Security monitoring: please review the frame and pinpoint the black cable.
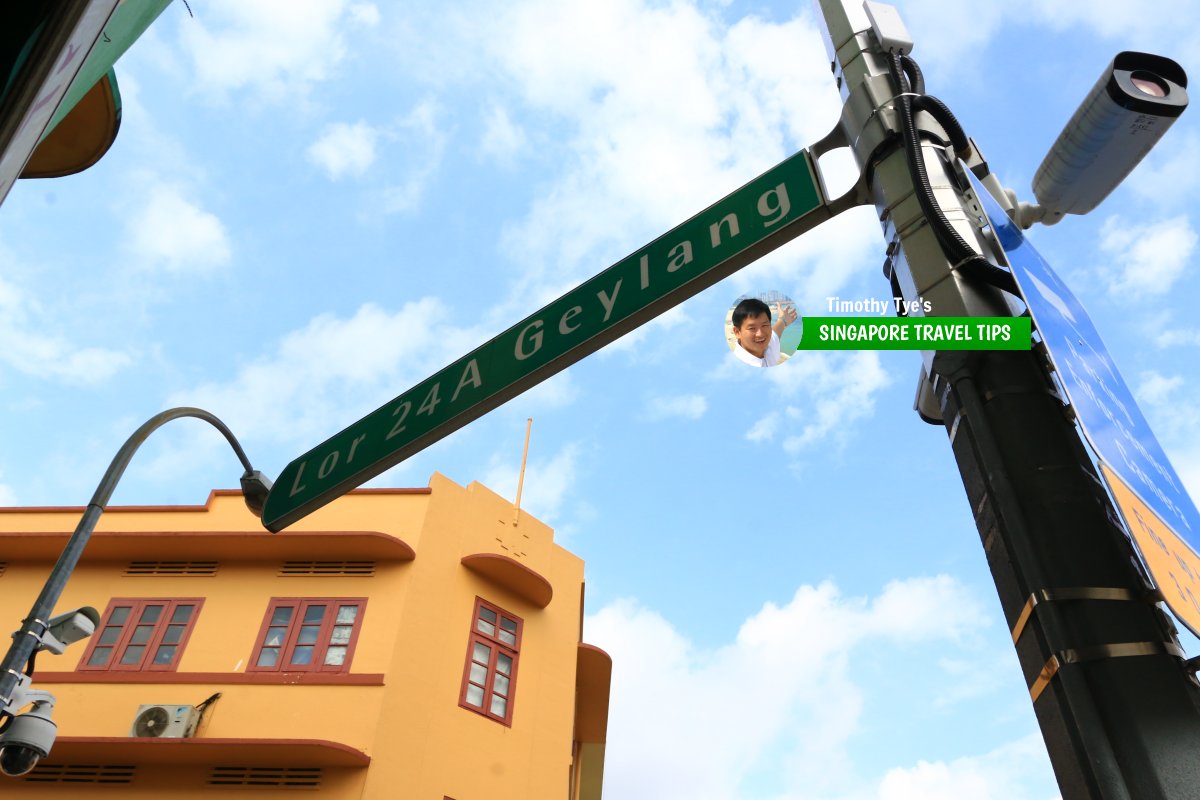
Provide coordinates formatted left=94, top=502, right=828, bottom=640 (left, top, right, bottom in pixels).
left=889, top=269, right=907, bottom=317
left=195, top=692, right=222, bottom=710
left=900, top=51, right=970, bottom=161
left=900, top=53, right=924, bottom=94
left=887, top=53, right=1019, bottom=296
left=912, top=95, right=969, bottom=156
left=889, top=53, right=960, bottom=256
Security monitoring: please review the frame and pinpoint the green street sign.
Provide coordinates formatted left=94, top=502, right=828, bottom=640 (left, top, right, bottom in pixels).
left=263, top=149, right=830, bottom=530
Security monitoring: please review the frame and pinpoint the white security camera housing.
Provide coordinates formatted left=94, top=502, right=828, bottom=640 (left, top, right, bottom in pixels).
left=1031, top=51, right=1188, bottom=224
left=38, top=607, right=100, bottom=655
left=0, top=700, right=56, bottom=777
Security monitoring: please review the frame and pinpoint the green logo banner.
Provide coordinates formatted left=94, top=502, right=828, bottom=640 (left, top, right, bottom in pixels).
left=795, top=317, right=1031, bottom=350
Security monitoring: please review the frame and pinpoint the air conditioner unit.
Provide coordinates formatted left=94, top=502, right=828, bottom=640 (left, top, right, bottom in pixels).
left=129, top=704, right=200, bottom=738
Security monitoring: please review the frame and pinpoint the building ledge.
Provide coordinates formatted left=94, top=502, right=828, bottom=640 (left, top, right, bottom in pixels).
left=461, top=553, right=553, bottom=608
left=0, top=486, right=431, bottom=514
left=575, top=643, right=612, bottom=744
left=34, top=672, right=385, bottom=686
left=50, top=736, right=370, bottom=767
left=0, top=530, right=415, bottom=563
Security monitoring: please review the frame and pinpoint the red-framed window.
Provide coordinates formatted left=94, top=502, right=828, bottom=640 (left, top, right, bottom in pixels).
left=78, top=598, right=203, bottom=671
left=248, top=598, right=366, bottom=673
left=458, top=598, right=522, bottom=726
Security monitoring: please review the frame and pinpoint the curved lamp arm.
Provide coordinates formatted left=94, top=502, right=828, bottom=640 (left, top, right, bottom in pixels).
left=0, top=407, right=270, bottom=713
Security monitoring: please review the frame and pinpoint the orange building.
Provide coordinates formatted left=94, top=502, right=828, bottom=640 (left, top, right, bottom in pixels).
left=0, top=473, right=610, bottom=798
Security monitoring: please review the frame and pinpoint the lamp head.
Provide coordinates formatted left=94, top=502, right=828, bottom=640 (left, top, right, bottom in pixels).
left=240, top=470, right=274, bottom=520
left=1032, top=51, right=1187, bottom=223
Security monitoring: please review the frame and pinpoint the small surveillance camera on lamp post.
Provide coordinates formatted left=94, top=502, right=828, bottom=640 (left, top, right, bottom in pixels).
left=0, top=676, right=56, bottom=777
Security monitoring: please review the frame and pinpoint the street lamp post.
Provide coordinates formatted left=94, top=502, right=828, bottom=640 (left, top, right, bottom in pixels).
left=0, top=407, right=271, bottom=775
left=814, top=2, right=1200, bottom=797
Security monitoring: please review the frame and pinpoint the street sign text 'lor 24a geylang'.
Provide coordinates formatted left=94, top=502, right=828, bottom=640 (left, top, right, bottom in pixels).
left=262, top=150, right=831, bottom=530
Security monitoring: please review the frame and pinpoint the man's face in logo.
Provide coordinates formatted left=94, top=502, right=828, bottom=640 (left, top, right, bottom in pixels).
left=733, top=312, right=772, bottom=358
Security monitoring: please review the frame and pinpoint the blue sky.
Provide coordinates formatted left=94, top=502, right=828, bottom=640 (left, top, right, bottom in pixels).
left=5, top=1, right=1200, bottom=798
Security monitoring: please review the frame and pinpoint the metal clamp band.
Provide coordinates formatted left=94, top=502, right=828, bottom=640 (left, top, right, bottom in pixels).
left=949, top=254, right=986, bottom=272
left=1030, top=641, right=1184, bottom=702
left=0, top=668, right=23, bottom=706
left=853, top=91, right=925, bottom=145
left=1010, top=587, right=1163, bottom=645
left=863, top=91, right=923, bottom=133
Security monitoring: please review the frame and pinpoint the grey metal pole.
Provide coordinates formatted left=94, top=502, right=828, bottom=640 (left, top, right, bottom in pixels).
left=0, top=407, right=269, bottom=713
left=814, top=2, right=1200, bottom=798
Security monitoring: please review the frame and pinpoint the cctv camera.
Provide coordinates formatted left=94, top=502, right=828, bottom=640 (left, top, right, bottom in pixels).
left=38, top=607, right=100, bottom=655
left=1031, top=51, right=1188, bottom=224
left=0, top=701, right=56, bottom=777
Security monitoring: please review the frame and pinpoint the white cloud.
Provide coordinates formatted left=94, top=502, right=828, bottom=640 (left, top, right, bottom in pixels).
left=0, top=277, right=132, bottom=384
left=1136, top=370, right=1184, bottom=406
left=733, top=206, right=881, bottom=303
left=932, top=656, right=1017, bottom=709
left=127, top=184, right=232, bottom=273
left=518, top=369, right=579, bottom=410
left=0, top=482, right=16, bottom=506
left=376, top=101, right=447, bottom=215
left=745, top=411, right=779, bottom=443
left=307, top=121, right=379, bottom=180
left=179, top=0, right=369, bottom=100
left=644, top=393, right=707, bottom=421
left=347, top=3, right=380, bottom=27
left=375, top=0, right=1196, bottom=313
left=1131, top=370, right=1200, bottom=502
left=868, top=0, right=1008, bottom=78
left=739, top=350, right=892, bottom=454
left=378, top=1, right=879, bottom=318
left=303, top=103, right=447, bottom=211
left=586, top=576, right=1038, bottom=800
left=1176, top=451, right=1200, bottom=506
left=877, top=734, right=1061, bottom=800
left=878, top=0, right=1192, bottom=87
left=474, top=3, right=849, bottom=307
left=1155, top=328, right=1200, bottom=348
left=492, top=0, right=722, bottom=115
left=600, top=306, right=690, bottom=360
left=480, top=103, right=527, bottom=164
left=388, top=0, right=1197, bottom=319
left=174, top=298, right=484, bottom=441
left=1025, top=0, right=1195, bottom=44
left=140, top=298, right=488, bottom=485
left=1098, top=215, right=1197, bottom=298
left=1129, top=134, right=1200, bottom=209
